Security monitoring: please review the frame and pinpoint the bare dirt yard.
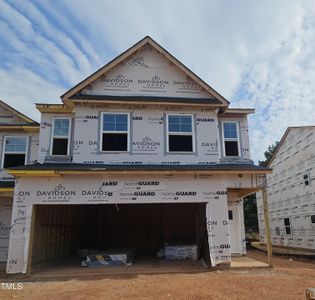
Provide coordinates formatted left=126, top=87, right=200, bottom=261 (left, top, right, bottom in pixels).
left=1, top=250, right=315, bottom=300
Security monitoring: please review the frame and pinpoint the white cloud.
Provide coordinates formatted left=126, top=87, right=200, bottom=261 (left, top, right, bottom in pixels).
left=1, top=0, right=315, bottom=162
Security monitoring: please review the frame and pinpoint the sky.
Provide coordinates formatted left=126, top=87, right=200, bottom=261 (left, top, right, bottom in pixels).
left=0, top=0, right=314, bottom=162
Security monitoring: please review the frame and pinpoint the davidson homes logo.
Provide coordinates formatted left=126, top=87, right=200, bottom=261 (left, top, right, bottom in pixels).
left=100, top=73, right=133, bottom=88
left=132, top=136, right=161, bottom=152
left=36, top=184, right=76, bottom=197
left=127, top=56, right=149, bottom=68
left=173, top=76, right=201, bottom=90
left=139, top=75, right=169, bottom=89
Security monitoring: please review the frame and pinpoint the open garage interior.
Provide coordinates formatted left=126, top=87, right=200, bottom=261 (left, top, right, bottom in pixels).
left=30, top=203, right=209, bottom=273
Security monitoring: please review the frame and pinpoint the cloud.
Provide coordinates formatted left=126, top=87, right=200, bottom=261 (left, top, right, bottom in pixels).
left=1, top=0, right=315, bottom=161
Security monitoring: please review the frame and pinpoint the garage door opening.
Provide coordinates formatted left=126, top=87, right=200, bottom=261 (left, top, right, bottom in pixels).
left=31, top=203, right=209, bottom=271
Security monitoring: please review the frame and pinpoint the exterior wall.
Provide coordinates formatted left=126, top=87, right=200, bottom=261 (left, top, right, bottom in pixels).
left=38, top=113, right=74, bottom=163
left=7, top=172, right=259, bottom=273
left=37, top=104, right=252, bottom=165
left=257, top=127, right=315, bottom=250
left=81, top=46, right=210, bottom=99
left=72, top=105, right=220, bottom=164
left=0, top=197, right=12, bottom=262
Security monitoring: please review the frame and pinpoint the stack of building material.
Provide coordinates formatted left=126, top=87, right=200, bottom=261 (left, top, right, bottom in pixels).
left=164, top=244, right=198, bottom=260
left=81, top=249, right=134, bottom=267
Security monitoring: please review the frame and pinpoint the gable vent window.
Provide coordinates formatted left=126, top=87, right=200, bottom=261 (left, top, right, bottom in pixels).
left=167, top=115, right=194, bottom=152
left=222, top=122, right=240, bottom=157
left=284, top=217, right=292, bottom=235
left=102, top=113, right=129, bottom=152
left=51, top=118, right=71, bottom=156
left=2, top=136, right=28, bottom=168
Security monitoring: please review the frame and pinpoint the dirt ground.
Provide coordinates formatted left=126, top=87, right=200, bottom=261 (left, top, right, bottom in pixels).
left=1, top=250, right=315, bottom=300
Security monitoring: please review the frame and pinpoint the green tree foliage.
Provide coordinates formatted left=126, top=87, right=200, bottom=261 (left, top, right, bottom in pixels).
left=258, top=142, right=280, bottom=167
left=244, top=141, right=279, bottom=233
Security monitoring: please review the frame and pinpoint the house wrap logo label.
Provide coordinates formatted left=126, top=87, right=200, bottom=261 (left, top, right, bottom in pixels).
left=36, top=184, right=76, bottom=197
left=101, top=74, right=133, bottom=88
left=127, top=56, right=149, bottom=68
left=173, top=76, right=200, bottom=90
left=132, top=136, right=161, bottom=152
left=138, top=75, right=169, bottom=88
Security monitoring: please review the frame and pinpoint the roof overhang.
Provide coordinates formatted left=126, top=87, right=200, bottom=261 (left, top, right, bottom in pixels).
left=218, top=108, right=255, bottom=117
left=36, top=103, right=74, bottom=114
left=8, top=166, right=272, bottom=177
left=0, top=125, right=39, bottom=132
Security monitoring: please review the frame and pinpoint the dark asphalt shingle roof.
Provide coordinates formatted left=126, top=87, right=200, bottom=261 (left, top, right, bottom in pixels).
left=9, top=163, right=271, bottom=172
left=0, top=181, right=15, bottom=188
left=70, top=94, right=221, bottom=105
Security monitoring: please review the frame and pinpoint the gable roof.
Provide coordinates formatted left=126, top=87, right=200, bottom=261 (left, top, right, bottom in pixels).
left=267, top=126, right=315, bottom=167
left=0, top=99, right=39, bottom=125
left=61, top=36, right=230, bottom=107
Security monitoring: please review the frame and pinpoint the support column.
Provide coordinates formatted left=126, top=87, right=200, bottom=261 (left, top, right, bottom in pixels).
left=26, top=205, right=36, bottom=276
left=262, top=187, right=273, bottom=267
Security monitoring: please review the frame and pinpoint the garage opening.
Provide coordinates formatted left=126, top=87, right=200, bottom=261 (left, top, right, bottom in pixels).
left=31, top=203, right=209, bottom=271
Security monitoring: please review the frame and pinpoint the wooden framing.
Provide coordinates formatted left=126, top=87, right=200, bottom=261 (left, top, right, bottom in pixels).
left=262, top=187, right=273, bottom=267
left=26, top=205, right=36, bottom=276
left=7, top=168, right=272, bottom=177
left=36, top=103, right=74, bottom=114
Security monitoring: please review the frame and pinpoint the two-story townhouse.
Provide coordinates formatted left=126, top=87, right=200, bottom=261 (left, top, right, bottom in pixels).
left=257, top=126, right=315, bottom=253
left=0, top=100, right=39, bottom=263
left=6, top=37, right=271, bottom=274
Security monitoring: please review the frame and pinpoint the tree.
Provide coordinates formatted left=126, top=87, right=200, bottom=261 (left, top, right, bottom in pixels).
left=243, top=141, right=279, bottom=234
left=258, top=142, right=280, bottom=167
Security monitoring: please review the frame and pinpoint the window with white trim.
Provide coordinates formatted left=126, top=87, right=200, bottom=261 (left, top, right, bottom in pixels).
left=284, top=217, right=292, bottom=235
left=2, top=136, right=28, bottom=168
left=101, top=113, right=129, bottom=151
left=51, top=118, right=71, bottom=156
left=222, top=122, right=239, bottom=156
left=167, top=115, right=194, bottom=152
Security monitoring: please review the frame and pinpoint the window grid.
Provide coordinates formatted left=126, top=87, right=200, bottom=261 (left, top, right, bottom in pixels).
left=103, top=114, right=128, bottom=133
left=4, top=137, right=27, bottom=153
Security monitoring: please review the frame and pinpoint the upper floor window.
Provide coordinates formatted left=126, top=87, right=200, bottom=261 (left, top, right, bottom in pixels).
left=51, top=118, right=71, bottom=156
left=2, top=136, right=28, bottom=168
left=222, top=122, right=240, bottom=157
left=101, top=113, right=129, bottom=152
left=167, top=115, right=194, bottom=152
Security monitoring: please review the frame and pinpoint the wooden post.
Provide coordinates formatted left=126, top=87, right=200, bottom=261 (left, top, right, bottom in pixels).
left=262, top=187, right=273, bottom=267
left=26, top=205, right=36, bottom=276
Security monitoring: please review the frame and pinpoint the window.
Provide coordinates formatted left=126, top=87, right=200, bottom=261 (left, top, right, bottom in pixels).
left=2, top=136, right=28, bottom=168
left=311, top=215, right=315, bottom=224
left=101, top=113, right=129, bottom=151
left=228, top=210, right=233, bottom=220
left=275, top=227, right=280, bottom=235
left=304, top=173, right=310, bottom=186
left=51, top=118, right=71, bottom=156
left=284, top=217, right=291, bottom=235
left=167, top=115, right=194, bottom=152
left=222, top=122, right=239, bottom=156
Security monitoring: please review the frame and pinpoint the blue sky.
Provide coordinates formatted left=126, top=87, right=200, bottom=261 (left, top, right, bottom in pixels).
left=0, top=0, right=314, bottom=162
